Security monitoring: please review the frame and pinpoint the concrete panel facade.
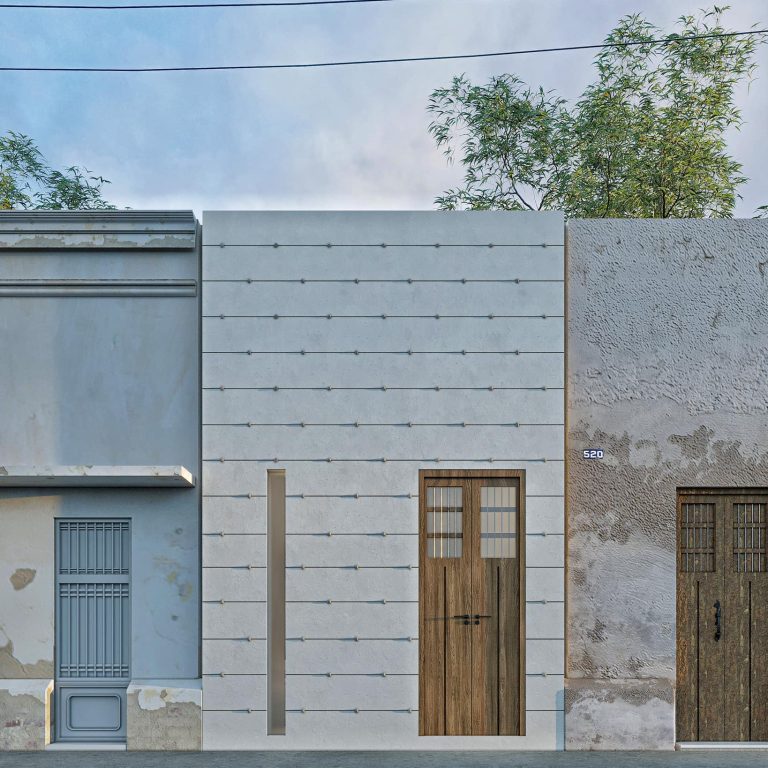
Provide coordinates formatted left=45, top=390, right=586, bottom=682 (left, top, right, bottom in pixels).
left=202, top=211, right=565, bottom=749
left=0, top=211, right=202, bottom=749
left=565, top=219, right=768, bottom=749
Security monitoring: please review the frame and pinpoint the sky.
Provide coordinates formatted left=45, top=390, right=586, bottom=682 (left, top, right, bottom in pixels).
left=1, top=0, right=767, bottom=216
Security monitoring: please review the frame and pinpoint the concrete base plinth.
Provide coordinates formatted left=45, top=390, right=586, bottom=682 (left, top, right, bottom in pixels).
left=565, top=678, right=675, bottom=750
left=0, top=679, right=53, bottom=750
left=126, top=679, right=202, bottom=751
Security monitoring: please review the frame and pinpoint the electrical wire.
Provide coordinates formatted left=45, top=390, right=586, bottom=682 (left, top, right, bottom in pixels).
left=0, top=30, right=764, bottom=72
left=0, top=0, right=394, bottom=8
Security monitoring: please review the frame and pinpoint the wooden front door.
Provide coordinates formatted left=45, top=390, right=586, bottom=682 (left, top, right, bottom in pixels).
left=419, top=470, right=525, bottom=736
left=677, top=488, right=768, bottom=742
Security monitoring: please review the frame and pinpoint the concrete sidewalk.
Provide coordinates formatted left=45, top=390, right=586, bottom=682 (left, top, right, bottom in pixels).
left=2, top=752, right=768, bottom=768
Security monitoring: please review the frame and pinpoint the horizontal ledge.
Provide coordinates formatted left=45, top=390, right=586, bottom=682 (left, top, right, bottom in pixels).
left=0, top=233, right=197, bottom=250
left=203, top=351, right=564, bottom=356
left=206, top=387, right=562, bottom=392
left=0, top=279, right=197, bottom=297
left=203, top=707, right=564, bottom=713
left=203, top=423, right=564, bottom=428
left=202, top=493, right=564, bottom=499
left=202, top=532, right=562, bottom=537
left=203, top=278, right=564, bottom=284
left=205, top=458, right=563, bottom=463
left=204, top=600, right=564, bottom=605
left=0, top=465, right=195, bottom=488
left=202, top=672, right=563, bottom=677
left=204, top=314, right=562, bottom=320
left=203, top=243, right=564, bottom=249
left=0, top=211, right=197, bottom=250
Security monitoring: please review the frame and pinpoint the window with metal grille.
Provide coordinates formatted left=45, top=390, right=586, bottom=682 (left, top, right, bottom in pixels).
left=58, top=520, right=130, bottom=575
left=426, top=487, right=463, bottom=558
left=480, top=485, right=517, bottom=558
left=733, top=503, right=767, bottom=573
left=56, top=520, right=130, bottom=680
left=57, top=583, right=130, bottom=677
left=680, top=503, right=715, bottom=573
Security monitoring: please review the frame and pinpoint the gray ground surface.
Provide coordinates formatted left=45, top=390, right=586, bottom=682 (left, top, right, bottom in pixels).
left=2, top=752, right=768, bottom=768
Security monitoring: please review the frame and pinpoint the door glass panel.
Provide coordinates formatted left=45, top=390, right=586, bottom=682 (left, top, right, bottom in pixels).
left=733, top=502, right=766, bottom=573
left=480, top=485, right=517, bottom=558
left=426, top=486, right=463, bottom=558
left=680, top=503, right=715, bottom=573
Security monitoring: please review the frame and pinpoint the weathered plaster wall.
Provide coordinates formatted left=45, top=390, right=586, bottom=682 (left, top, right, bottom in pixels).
left=566, top=219, right=768, bottom=749
left=0, top=212, right=202, bottom=747
left=127, top=680, right=202, bottom=750
left=202, top=211, right=565, bottom=750
left=0, top=680, right=53, bottom=750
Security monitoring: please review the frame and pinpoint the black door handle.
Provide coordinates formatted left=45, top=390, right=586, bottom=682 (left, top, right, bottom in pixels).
left=714, top=600, right=721, bottom=642
left=472, top=613, right=491, bottom=625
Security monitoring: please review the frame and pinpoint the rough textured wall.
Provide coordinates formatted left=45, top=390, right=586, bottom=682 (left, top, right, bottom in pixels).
left=126, top=680, right=202, bottom=750
left=202, top=211, right=565, bottom=749
left=566, top=219, right=768, bottom=748
left=0, top=681, right=52, bottom=750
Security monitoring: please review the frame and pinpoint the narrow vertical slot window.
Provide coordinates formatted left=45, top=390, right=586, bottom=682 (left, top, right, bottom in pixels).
left=267, top=469, right=286, bottom=735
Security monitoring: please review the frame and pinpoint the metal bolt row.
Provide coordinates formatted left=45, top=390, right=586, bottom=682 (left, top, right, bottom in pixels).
left=213, top=242, right=556, bottom=249
left=211, top=313, right=554, bottom=319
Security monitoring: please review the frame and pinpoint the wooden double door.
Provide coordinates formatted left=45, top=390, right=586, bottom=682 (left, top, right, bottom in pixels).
left=677, top=488, right=768, bottom=742
left=419, top=470, right=525, bottom=736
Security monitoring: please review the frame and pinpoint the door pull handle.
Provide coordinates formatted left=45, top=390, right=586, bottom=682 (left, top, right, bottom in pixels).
left=472, top=614, right=491, bottom=625
left=714, top=600, right=721, bottom=642
left=451, top=614, right=471, bottom=624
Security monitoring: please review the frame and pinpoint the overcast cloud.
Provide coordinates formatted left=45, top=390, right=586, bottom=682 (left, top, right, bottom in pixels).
left=1, top=0, right=766, bottom=215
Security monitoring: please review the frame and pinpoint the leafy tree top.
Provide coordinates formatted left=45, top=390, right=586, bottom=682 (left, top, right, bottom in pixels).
left=428, top=7, right=766, bottom=217
left=0, top=131, right=115, bottom=211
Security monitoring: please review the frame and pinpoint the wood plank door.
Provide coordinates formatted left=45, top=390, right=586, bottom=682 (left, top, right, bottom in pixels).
left=419, top=470, right=525, bottom=736
left=677, top=489, right=768, bottom=742
left=725, top=494, right=768, bottom=741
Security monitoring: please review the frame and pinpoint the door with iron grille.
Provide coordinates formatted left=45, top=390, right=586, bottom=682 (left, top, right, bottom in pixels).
left=55, top=519, right=130, bottom=742
left=419, top=470, right=525, bottom=736
left=677, top=489, right=768, bottom=742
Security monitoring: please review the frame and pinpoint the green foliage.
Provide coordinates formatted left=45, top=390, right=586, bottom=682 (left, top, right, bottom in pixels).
left=428, top=7, right=766, bottom=217
left=0, top=131, right=115, bottom=210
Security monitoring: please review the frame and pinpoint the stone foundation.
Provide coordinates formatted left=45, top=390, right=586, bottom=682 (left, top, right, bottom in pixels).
left=565, top=678, right=675, bottom=750
left=126, top=679, right=202, bottom=750
left=0, top=679, right=53, bottom=750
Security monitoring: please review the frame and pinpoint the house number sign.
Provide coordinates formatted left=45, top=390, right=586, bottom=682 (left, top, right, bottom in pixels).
left=582, top=449, right=604, bottom=459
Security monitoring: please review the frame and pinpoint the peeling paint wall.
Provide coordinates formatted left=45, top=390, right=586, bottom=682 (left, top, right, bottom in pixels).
left=0, top=212, right=202, bottom=746
left=127, top=680, right=202, bottom=750
left=0, top=680, right=53, bottom=750
left=566, top=220, right=768, bottom=748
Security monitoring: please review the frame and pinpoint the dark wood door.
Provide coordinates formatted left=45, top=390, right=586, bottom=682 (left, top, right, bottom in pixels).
left=677, top=489, right=768, bottom=742
left=419, top=470, right=525, bottom=736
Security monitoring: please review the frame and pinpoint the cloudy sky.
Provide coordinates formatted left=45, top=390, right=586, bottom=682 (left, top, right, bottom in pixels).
left=2, top=0, right=766, bottom=215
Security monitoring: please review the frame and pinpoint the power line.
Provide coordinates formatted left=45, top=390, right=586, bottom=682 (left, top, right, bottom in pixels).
left=0, top=0, right=394, bottom=7
left=0, top=29, right=764, bottom=72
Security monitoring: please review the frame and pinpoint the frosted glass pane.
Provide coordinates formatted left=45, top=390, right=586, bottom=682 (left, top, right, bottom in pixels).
left=480, top=484, right=517, bottom=559
left=426, top=486, right=463, bottom=558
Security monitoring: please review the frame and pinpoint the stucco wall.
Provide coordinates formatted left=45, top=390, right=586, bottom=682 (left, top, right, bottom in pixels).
left=565, top=219, right=768, bottom=749
left=202, top=211, right=565, bottom=749
left=0, top=214, right=201, bottom=710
